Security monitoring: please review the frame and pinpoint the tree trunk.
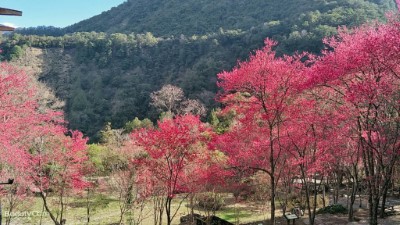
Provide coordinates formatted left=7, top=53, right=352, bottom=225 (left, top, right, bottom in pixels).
left=380, top=191, right=387, bottom=218
left=60, top=193, right=65, bottom=225
left=166, top=196, right=172, bottom=225
left=380, top=159, right=397, bottom=218
left=300, top=167, right=315, bottom=225
left=39, top=192, right=61, bottom=225
left=190, top=194, right=195, bottom=224
left=118, top=210, right=124, bottom=224
left=153, top=195, right=164, bottom=225
left=304, top=182, right=315, bottom=225
left=86, top=188, right=90, bottom=225
left=334, top=176, right=340, bottom=204
left=364, top=157, right=380, bottom=225
left=322, top=185, right=326, bottom=208
left=270, top=175, right=276, bottom=225
left=1, top=200, right=3, bottom=225
left=348, top=180, right=358, bottom=222
left=370, top=197, right=380, bottom=225
left=348, top=162, right=359, bottom=222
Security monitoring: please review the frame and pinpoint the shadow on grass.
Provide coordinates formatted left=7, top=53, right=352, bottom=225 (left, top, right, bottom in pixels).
left=219, top=211, right=253, bottom=221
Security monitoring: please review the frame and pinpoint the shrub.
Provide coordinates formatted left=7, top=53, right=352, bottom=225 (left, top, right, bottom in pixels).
left=317, top=204, right=347, bottom=214
left=196, top=192, right=225, bottom=211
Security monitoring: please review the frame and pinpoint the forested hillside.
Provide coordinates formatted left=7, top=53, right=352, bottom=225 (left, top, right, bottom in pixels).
left=2, top=0, right=397, bottom=140
left=64, top=0, right=394, bottom=36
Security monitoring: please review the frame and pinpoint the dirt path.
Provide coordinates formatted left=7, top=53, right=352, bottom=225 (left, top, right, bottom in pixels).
left=300, top=196, right=400, bottom=225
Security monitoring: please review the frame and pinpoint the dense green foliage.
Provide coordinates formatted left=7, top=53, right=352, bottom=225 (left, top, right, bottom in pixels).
left=1, top=0, right=395, bottom=140
left=16, top=26, right=64, bottom=37
left=1, top=31, right=244, bottom=140
left=63, top=0, right=394, bottom=37
left=317, top=205, right=348, bottom=214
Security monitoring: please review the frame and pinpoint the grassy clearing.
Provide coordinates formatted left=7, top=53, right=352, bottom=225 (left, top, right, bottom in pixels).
left=4, top=194, right=271, bottom=225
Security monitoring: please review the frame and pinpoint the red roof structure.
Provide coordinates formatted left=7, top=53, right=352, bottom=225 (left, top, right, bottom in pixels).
left=0, top=7, right=22, bottom=31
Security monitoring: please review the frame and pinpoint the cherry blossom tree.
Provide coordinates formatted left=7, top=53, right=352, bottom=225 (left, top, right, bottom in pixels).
left=306, top=16, right=400, bottom=225
left=19, top=127, right=88, bottom=225
left=132, top=114, right=210, bottom=225
left=0, top=63, right=49, bottom=224
left=285, top=95, right=346, bottom=225
left=0, top=63, right=37, bottom=153
left=216, top=39, right=306, bottom=224
left=0, top=62, right=89, bottom=225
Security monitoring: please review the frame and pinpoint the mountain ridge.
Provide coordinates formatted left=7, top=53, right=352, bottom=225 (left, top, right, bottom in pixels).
left=63, top=0, right=395, bottom=36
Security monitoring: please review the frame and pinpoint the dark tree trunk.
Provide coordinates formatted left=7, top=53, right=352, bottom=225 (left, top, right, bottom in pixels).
left=348, top=180, right=358, bottom=221
left=39, top=192, right=61, bottom=225
left=348, top=161, right=360, bottom=222
left=166, top=196, right=172, bottom=225
left=270, top=175, right=276, bottom=224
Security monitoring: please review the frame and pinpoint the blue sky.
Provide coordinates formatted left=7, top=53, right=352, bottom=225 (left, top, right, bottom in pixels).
left=0, top=0, right=126, bottom=28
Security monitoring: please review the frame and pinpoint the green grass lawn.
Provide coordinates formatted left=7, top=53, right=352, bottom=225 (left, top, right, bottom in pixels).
left=4, top=194, right=271, bottom=225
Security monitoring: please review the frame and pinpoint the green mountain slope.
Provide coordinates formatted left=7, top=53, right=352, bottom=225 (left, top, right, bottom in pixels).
left=64, top=0, right=394, bottom=36
left=3, top=0, right=397, bottom=140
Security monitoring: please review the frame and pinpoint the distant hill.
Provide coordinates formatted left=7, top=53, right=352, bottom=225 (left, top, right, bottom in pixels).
left=5, top=0, right=397, bottom=141
left=63, top=0, right=395, bottom=36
